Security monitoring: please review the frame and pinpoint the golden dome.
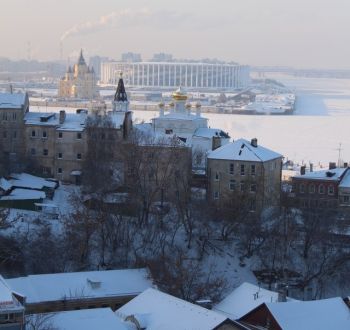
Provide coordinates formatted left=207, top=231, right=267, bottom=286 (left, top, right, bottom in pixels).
left=172, top=86, right=188, bottom=101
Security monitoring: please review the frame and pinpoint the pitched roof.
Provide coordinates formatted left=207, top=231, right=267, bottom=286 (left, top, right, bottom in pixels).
left=208, top=138, right=282, bottom=162
left=294, top=167, right=347, bottom=181
left=116, top=288, right=230, bottom=330
left=6, top=268, right=153, bottom=304
left=265, top=297, right=350, bottom=330
left=114, top=74, right=128, bottom=102
left=213, top=282, right=295, bottom=320
left=0, top=92, right=27, bottom=109
left=28, top=308, right=131, bottom=330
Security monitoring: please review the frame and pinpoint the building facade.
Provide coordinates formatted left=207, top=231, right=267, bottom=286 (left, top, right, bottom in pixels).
left=101, top=61, right=250, bottom=89
left=58, top=50, right=98, bottom=99
left=207, top=138, right=283, bottom=212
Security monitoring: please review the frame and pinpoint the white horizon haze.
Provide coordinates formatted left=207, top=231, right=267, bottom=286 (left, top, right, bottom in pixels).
left=1, top=0, right=350, bottom=69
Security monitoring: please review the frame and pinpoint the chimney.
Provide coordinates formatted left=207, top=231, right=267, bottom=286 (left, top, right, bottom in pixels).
left=59, top=110, right=66, bottom=124
left=343, top=162, right=348, bottom=168
left=300, top=165, right=306, bottom=175
left=329, top=162, right=336, bottom=170
left=310, top=163, right=313, bottom=172
left=251, top=138, right=258, bottom=148
left=278, top=289, right=287, bottom=302
left=212, top=136, right=221, bottom=151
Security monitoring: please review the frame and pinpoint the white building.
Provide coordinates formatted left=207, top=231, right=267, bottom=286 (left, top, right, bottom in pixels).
left=101, top=61, right=250, bottom=89
left=138, top=86, right=230, bottom=169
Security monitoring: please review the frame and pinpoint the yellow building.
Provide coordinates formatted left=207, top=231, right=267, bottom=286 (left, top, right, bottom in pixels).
left=58, top=50, right=98, bottom=100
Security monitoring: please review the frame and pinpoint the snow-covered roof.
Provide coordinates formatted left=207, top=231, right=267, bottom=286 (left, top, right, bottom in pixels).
left=0, top=275, right=24, bottom=313
left=10, top=173, right=57, bottom=190
left=31, top=308, right=132, bottom=330
left=6, top=268, right=153, bottom=304
left=207, top=138, right=282, bottom=162
left=293, top=167, right=347, bottom=181
left=0, top=188, right=46, bottom=201
left=153, top=112, right=207, bottom=121
left=25, top=112, right=87, bottom=131
left=108, top=111, right=127, bottom=128
left=0, top=93, right=27, bottom=109
left=116, top=288, right=230, bottom=330
left=0, top=178, right=12, bottom=192
left=264, top=297, right=350, bottom=330
left=339, top=169, right=350, bottom=188
left=194, top=128, right=230, bottom=139
left=213, top=282, right=295, bottom=320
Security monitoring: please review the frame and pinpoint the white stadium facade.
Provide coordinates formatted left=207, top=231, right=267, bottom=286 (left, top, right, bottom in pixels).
left=100, top=61, right=250, bottom=89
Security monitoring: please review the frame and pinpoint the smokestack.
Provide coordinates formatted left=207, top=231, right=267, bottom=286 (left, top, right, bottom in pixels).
left=59, top=110, right=66, bottom=124
left=300, top=165, right=306, bottom=175
left=251, top=138, right=258, bottom=148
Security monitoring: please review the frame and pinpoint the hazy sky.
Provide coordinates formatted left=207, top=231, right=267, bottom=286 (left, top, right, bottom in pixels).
left=1, top=0, right=350, bottom=68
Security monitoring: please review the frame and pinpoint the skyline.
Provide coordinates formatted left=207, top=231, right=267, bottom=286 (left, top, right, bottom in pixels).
left=1, top=0, right=350, bottom=69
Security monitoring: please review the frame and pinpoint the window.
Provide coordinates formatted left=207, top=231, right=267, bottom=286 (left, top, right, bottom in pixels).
left=214, top=191, right=219, bottom=199
left=240, top=164, right=245, bottom=176
left=12, top=113, right=16, bottom=120
left=58, top=153, right=63, bottom=159
left=240, top=181, right=245, bottom=192
left=43, top=149, right=48, bottom=156
left=328, top=185, right=334, bottom=195
left=215, top=171, right=219, bottom=181
left=58, top=132, right=63, bottom=139
left=343, top=196, right=350, bottom=203
left=31, top=130, right=36, bottom=137
left=165, top=129, right=173, bottom=134
left=77, top=153, right=82, bottom=160
left=42, top=131, right=47, bottom=138
left=229, top=179, right=235, bottom=191
left=309, top=184, right=315, bottom=194
left=13, top=131, right=17, bottom=138
left=319, top=184, right=325, bottom=194
left=101, top=133, right=105, bottom=140
left=2, top=112, right=7, bottom=120
left=250, top=183, right=257, bottom=193
left=249, top=199, right=256, bottom=211
left=251, top=164, right=256, bottom=176
left=30, top=148, right=36, bottom=155
left=57, top=168, right=62, bottom=174
left=2, top=131, right=7, bottom=138
left=300, top=183, right=305, bottom=194
left=77, top=132, right=82, bottom=139
left=229, top=163, right=234, bottom=175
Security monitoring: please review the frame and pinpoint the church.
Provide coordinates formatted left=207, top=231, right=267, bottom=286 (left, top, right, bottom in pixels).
left=58, top=50, right=98, bottom=99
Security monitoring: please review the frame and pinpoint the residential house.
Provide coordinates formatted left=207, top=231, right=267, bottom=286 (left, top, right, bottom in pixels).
left=6, top=268, right=153, bottom=314
left=116, top=288, right=247, bottom=330
left=239, top=297, right=350, bottom=330
left=207, top=138, right=283, bottom=212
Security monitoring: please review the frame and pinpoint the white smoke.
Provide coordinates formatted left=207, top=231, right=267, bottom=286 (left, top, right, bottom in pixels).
left=60, top=8, right=188, bottom=42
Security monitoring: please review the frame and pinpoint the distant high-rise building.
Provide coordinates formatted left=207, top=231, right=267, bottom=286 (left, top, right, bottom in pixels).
left=151, top=53, right=173, bottom=62
left=121, top=52, right=142, bottom=63
left=89, top=55, right=108, bottom=79
left=58, top=50, right=98, bottom=99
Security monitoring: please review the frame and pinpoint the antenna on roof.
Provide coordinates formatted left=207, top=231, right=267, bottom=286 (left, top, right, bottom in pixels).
left=336, top=143, right=343, bottom=167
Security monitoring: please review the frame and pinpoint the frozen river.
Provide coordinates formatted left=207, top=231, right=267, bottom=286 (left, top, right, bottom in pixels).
left=132, top=74, right=350, bottom=165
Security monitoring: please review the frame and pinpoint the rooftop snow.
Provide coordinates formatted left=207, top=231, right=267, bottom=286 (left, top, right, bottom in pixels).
left=30, top=308, right=131, bottom=330
left=194, top=128, right=230, bottom=139
left=213, top=282, right=295, bottom=320
left=265, top=297, right=350, bottom=330
left=10, top=173, right=56, bottom=190
left=116, top=288, right=229, bottom=330
left=207, top=138, right=282, bottom=162
left=153, top=112, right=208, bottom=121
left=25, top=112, right=87, bottom=131
left=294, top=167, right=347, bottom=181
left=0, top=178, right=12, bottom=192
left=0, top=93, right=27, bottom=109
left=0, top=275, right=24, bottom=312
left=0, top=188, right=45, bottom=201
left=6, top=268, right=153, bottom=304
left=339, top=169, right=350, bottom=188
left=108, top=111, right=127, bottom=128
